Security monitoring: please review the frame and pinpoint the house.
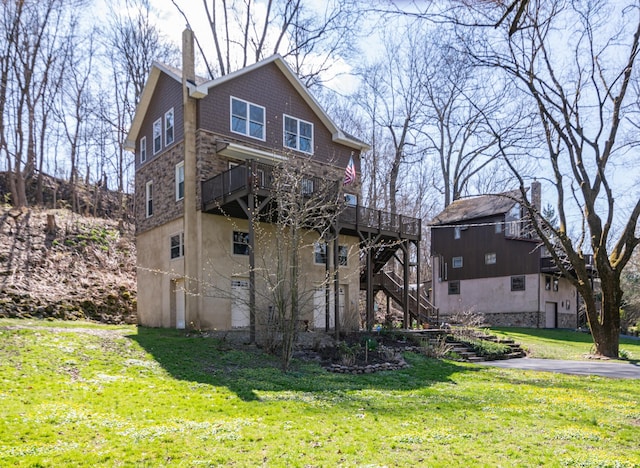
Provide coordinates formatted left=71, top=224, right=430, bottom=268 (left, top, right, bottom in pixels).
left=429, top=182, right=579, bottom=328
left=124, top=29, right=423, bottom=338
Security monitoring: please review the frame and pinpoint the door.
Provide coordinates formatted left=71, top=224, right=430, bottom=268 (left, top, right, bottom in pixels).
left=231, top=279, right=250, bottom=328
left=314, top=287, right=334, bottom=329
left=313, top=286, right=346, bottom=329
left=175, top=279, right=185, bottom=329
left=545, top=301, right=557, bottom=328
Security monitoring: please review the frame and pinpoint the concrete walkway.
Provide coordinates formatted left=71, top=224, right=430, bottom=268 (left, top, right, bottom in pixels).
left=478, top=358, right=640, bottom=379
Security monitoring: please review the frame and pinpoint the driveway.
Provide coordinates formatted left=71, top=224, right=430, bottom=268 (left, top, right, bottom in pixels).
left=478, top=358, right=640, bottom=379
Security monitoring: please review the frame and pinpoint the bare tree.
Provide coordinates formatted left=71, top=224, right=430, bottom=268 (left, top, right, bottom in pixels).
left=417, top=28, right=523, bottom=207
left=98, top=0, right=178, bottom=215
left=0, top=0, right=79, bottom=208
left=468, top=0, right=640, bottom=357
left=256, top=159, right=344, bottom=370
left=171, top=0, right=363, bottom=87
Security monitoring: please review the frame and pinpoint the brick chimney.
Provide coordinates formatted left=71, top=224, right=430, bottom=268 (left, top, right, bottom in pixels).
left=531, top=179, right=541, bottom=212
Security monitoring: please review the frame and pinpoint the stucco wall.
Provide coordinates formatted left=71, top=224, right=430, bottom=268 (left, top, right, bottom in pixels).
left=137, top=218, right=185, bottom=328
left=431, top=256, right=578, bottom=328
left=137, top=212, right=361, bottom=331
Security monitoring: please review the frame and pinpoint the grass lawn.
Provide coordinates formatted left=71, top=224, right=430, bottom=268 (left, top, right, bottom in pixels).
left=491, top=327, right=640, bottom=361
left=1, top=319, right=639, bottom=467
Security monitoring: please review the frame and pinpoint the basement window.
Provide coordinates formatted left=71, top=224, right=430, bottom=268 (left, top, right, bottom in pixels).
left=511, top=275, right=525, bottom=291
left=170, top=233, right=184, bottom=259
left=448, top=281, right=460, bottom=295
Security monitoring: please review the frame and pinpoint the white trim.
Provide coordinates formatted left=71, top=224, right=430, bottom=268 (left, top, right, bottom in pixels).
left=283, top=114, right=314, bottom=154
left=139, top=136, right=147, bottom=163
left=145, top=180, right=153, bottom=218
left=216, top=140, right=287, bottom=163
left=152, top=119, right=162, bottom=154
left=175, top=161, right=184, bottom=201
left=125, top=57, right=369, bottom=152
left=165, top=108, right=175, bottom=146
left=229, top=96, right=266, bottom=141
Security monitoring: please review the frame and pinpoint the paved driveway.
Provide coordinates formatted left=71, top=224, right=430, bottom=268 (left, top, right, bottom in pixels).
left=478, top=358, right=640, bottom=379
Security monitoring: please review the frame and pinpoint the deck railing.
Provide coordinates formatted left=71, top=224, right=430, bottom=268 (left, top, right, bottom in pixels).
left=201, top=160, right=421, bottom=238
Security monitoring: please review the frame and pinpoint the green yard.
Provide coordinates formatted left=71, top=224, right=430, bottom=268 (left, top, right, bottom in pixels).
left=1, top=319, right=639, bottom=467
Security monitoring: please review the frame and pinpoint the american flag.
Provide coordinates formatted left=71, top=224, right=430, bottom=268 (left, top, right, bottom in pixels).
left=344, top=154, right=356, bottom=185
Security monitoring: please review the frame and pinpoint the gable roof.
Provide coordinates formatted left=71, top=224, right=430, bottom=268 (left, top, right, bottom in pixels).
left=124, top=55, right=369, bottom=152
left=429, top=190, right=522, bottom=226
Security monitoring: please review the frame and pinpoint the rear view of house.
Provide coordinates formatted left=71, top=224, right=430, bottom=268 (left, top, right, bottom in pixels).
left=430, top=182, right=580, bottom=328
left=125, top=30, right=423, bottom=337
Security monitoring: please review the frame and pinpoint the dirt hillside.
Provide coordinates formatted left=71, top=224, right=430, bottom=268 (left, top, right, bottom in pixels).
left=0, top=206, right=137, bottom=323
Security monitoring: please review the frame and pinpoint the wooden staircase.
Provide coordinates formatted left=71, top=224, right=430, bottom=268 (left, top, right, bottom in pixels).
left=366, top=269, right=439, bottom=327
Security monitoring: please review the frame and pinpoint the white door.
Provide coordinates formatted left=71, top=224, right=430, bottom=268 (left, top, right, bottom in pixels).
left=314, top=287, right=334, bottom=329
left=231, top=280, right=250, bottom=328
left=313, top=286, right=345, bottom=329
left=175, top=279, right=185, bottom=329
left=545, top=302, right=557, bottom=328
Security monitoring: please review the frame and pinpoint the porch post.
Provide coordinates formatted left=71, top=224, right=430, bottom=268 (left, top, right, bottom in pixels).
left=333, top=226, right=340, bottom=340
left=403, top=242, right=410, bottom=328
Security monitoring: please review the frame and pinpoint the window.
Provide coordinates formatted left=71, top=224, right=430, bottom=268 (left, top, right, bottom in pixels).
left=314, top=242, right=327, bottom=264
left=140, top=136, right=147, bottom=163
left=454, top=226, right=461, bottom=239
left=495, top=221, right=503, bottom=234
left=165, top=108, right=174, bottom=146
left=145, top=181, right=153, bottom=218
left=170, top=233, right=184, bottom=259
left=345, top=193, right=357, bottom=206
left=545, top=276, right=551, bottom=290
left=485, top=253, right=496, bottom=265
left=553, top=278, right=559, bottom=291
left=230, top=97, right=265, bottom=140
left=153, top=119, right=162, bottom=154
left=452, top=256, right=463, bottom=268
left=511, top=275, right=525, bottom=291
left=175, top=161, right=184, bottom=201
left=448, top=281, right=460, bottom=295
left=301, top=178, right=314, bottom=195
left=338, top=245, right=348, bottom=266
left=284, top=115, right=313, bottom=153
left=233, top=231, right=250, bottom=255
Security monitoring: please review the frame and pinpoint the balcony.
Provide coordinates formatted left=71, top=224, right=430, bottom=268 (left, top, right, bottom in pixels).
left=540, top=254, right=596, bottom=276
left=201, top=160, right=421, bottom=240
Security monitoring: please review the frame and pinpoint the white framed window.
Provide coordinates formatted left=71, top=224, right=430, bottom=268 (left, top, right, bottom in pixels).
left=145, top=181, right=153, bottom=218
left=175, top=161, right=184, bottom=201
left=338, top=245, right=348, bottom=266
left=284, top=115, right=313, bottom=154
left=231, top=97, right=265, bottom=140
left=454, top=226, right=461, bottom=239
left=170, top=233, right=184, bottom=259
left=233, top=231, right=250, bottom=256
left=165, top=108, right=174, bottom=146
left=314, top=242, right=327, bottom=265
left=485, top=253, right=496, bottom=264
left=153, top=118, right=162, bottom=154
left=452, top=256, right=463, bottom=268
left=140, top=136, right=147, bottom=163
